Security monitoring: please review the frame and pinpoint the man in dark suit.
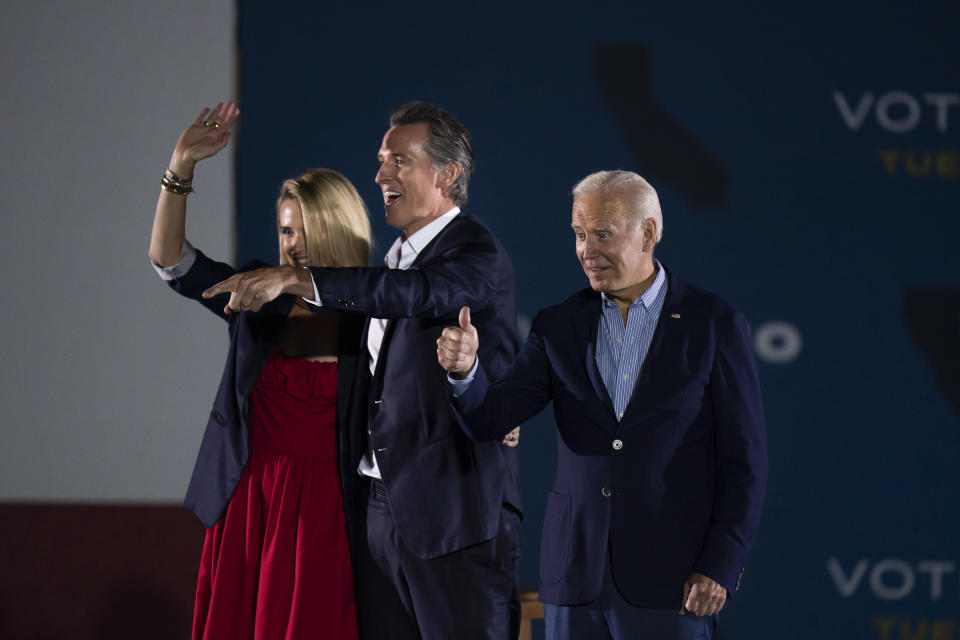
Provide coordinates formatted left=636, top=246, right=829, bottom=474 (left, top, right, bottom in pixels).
left=436, top=170, right=767, bottom=639
left=203, top=102, right=522, bottom=640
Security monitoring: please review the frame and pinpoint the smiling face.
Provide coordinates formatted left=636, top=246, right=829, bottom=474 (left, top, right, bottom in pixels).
left=375, top=123, right=456, bottom=237
left=278, top=198, right=309, bottom=267
left=572, top=193, right=656, bottom=303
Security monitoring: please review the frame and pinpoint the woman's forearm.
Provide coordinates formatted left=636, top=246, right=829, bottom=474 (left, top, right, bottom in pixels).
left=149, top=153, right=195, bottom=267
left=148, top=102, right=237, bottom=267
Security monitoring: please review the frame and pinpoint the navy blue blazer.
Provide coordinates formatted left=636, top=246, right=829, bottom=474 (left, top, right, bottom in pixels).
left=307, top=213, right=522, bottom=559
left=452, top=267, right=767, bottom=608
left=162, top=249, right=364, bottom=529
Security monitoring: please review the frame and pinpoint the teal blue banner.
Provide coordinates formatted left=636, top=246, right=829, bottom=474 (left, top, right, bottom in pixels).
left=237, top=3, right=960, bottom=637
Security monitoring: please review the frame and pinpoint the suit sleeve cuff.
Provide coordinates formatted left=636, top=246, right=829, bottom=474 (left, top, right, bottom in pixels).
left=692, top=537, right=747, bottom=598
left=150, top=239, right=197, bottom=281
left=302, top=267, right=323, bottom=307
left=448, top=357, right=480, bottom=397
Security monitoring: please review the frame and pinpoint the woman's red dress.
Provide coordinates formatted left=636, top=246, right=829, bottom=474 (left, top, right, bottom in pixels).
left=192, top=350, right=358, bottom=640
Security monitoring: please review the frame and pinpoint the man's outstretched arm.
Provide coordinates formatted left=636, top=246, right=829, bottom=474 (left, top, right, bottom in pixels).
left=438, top=306, right=553, bottom=441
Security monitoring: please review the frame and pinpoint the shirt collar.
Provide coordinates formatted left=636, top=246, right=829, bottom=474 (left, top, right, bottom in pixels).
left=384, top=207, right=460, bottom=270
left=600, top=259, right=666, bottom=310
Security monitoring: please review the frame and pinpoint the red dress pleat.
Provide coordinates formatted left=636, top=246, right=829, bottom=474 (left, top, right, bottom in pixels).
left=192, top=350, right=358, bottom=640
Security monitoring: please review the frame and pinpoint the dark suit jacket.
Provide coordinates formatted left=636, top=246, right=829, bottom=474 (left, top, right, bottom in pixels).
left=307, top=213, right=522, bottom=559
left=162, top=249, right=364, bottom=528
left=452, top=266, right=767, bottom=608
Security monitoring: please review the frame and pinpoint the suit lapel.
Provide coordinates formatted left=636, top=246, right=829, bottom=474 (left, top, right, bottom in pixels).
left=408, top=212, right=460, bottom=268
left=621, top=268, right=685, bottom=422
left=371, top=318, right=397, bottom=394
left=368, top=213, right=459, bottom=391
left=336, top=314, right=371, bottom=477
left=238, top=294, right=294, bottom=397
left=573, top=292, right=616, bottom=418
left=336, top=314, right=364, bottom=436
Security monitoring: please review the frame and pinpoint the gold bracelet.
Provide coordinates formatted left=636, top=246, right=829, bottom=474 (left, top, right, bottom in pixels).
left=164, top=168, right=193, bottom=188
left=161, top=168, right=194, bottom=195
left=161, top=176, right=193, bottom=195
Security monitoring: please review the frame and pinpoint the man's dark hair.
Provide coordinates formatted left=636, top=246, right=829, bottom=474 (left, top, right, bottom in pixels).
left=390, top=101, right=474, bottom=208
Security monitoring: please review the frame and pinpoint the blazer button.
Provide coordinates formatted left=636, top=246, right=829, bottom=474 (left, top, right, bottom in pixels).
left=612, top=439, right=623, bottom=451
left=601, top=487, right=612, bottom=497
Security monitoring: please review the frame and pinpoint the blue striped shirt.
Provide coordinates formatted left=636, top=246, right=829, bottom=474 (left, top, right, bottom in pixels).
left=596, top=262, right=668, bottom=421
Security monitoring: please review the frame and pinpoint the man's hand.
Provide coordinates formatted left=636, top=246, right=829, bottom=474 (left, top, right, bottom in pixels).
left=437, top=306, right=479, bottom=379
left=202, top=265, right=311, bottom=314
left=502, top=427, right=520, bottom=447
left=679, top=573, right=726, bottom=617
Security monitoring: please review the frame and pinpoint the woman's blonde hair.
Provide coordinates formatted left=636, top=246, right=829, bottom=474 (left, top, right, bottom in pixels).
left=276, top=168, right=372, bottom=268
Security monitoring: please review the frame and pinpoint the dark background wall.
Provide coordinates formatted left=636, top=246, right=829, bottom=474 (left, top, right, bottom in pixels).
left=235, top=1, right=960, bottom=638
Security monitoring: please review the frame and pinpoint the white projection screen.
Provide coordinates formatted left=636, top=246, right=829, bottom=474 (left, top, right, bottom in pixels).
left=0, top=0, right=236, bottom=503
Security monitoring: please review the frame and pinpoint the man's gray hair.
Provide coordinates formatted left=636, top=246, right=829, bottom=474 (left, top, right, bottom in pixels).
left=390, top=101, right=474, bottom=208
left=572, top=170, right=663, bottom=243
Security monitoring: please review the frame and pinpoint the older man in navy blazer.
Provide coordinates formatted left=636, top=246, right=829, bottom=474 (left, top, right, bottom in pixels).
left=203, top=102, right=522, bottom=640
left=437, top=170, right=767, bottom=639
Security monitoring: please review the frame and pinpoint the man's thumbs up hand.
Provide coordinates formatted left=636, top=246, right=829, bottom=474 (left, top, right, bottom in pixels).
left=437, top=306, right=479, bottom=379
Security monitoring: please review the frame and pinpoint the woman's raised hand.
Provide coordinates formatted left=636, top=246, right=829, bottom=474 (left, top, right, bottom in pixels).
left=169, top=101, right=239, bottom=177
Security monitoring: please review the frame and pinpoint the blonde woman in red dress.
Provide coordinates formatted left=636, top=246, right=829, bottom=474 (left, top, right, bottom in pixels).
left=149, top=101, right=371, bottom=640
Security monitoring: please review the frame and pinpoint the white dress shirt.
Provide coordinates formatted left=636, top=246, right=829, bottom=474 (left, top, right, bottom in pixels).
left=349, top=207, right=461, bottom=479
